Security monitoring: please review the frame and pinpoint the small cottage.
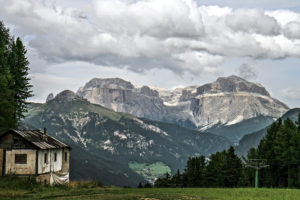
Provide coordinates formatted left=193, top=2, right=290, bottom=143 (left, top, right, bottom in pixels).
left=0, top=129, right=71, bottom=185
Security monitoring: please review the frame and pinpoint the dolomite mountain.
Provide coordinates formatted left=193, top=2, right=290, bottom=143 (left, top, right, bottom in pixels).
left=75, top=75, right=289, bottom=142
left=24, top=90, right=230, bottom=186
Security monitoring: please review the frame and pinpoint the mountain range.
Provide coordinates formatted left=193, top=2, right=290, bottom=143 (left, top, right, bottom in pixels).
left=22, top=75, right=297, bottom=186
left=23, top=90, right=230, bottom=186
left=76, top=75, right=289, bottom=142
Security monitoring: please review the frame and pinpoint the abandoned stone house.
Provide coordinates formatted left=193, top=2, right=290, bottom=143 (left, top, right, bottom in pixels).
left=0, top=129, right=71, bottom=185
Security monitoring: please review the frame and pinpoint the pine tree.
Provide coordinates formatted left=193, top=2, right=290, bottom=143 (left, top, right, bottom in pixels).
left=249, top=117, right=300, bottom=188
left=205, top=151, right=227, bottom=187
left=172, top=169, right=182, bottom=187
left=0, top=21, right=32, bottom=130
left=0, top=21, right=16, bottom=130
left=224, top=146, right=242, bottom=187
left=9, top=37, right=32, bottom=122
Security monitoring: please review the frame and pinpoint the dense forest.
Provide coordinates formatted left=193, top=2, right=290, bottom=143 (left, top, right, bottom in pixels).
left=0, top=21, right=32, bottom=132
left=155, top=115, right=300, bottom=188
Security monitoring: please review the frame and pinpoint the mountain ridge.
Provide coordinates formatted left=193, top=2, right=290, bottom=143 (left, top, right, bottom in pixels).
left=23, top=91, right=231, bottom=186
left=72, top=75, right=289, bottom=142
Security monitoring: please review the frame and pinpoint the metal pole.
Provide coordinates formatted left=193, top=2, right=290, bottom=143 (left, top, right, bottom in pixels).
left=246, top=159, right=269, bottom=188
left=255, top=169, right=259, bottom=188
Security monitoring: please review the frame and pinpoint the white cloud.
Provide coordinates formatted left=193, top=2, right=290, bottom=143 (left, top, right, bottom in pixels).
left=280, top=88, right=300, bottom=101
left=0, top=0, right=300, bottom=76
left=226, top=9, right=281, bottom=35
left=283, top=21, right=300, bottom=39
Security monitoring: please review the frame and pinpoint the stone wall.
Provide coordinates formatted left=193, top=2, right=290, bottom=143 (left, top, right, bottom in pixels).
left=36, top=173, right=51, bottom=184
left=5, top=149, right=36, bottom=175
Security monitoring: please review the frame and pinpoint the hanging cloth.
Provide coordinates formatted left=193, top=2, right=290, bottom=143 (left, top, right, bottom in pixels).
left=50, top=172, right=69, bottom=185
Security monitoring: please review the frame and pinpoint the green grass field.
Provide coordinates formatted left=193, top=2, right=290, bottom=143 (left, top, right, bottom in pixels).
left=1, top=177, right=300, bottom=200
left=129, top=161, right=171, bottom=182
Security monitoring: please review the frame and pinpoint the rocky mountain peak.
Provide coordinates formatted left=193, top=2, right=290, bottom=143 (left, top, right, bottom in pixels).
left=81, top=78, right=134, bottom=90
left=197, top=75, right=270, bottom=96
left=140, top=86, right=159, bottom=97
left=51, top=90, right=83, bottom=102
left=46, top=93, right=54, bottom=102
left=75, top=76, right=289, bottom=142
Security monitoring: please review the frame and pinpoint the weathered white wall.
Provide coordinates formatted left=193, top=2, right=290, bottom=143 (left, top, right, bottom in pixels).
left=38, top=149, right=62, bottom=174
left=5, top=149, right=36, bottom=175
left=51, top=149, right=62, bottom=172
left=38, top=150, right=50, bottom=173
left=61, top=149, right=70, bottom=173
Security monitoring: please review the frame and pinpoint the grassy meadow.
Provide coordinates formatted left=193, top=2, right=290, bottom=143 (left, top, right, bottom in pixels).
left=1, top=177, right=300, bottom=200
left=129, top=161, right=171, bottom=182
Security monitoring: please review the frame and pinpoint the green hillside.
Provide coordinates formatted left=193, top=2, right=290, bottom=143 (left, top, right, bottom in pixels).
left=22, top=93, right=230, bottom=186
left=236, top=108, right=300, bottom=156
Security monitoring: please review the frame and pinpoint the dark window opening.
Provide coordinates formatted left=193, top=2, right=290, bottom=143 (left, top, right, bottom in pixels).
left=15, top=154, right=27, bottom=164
left=65, top=152, right=67, bottom=162
left=54, top=152, right=57, bottom=162
left=44, top=153, right=48, bottom=164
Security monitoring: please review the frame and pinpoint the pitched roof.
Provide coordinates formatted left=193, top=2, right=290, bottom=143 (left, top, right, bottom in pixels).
left=7, top=129, right=71, bottom=150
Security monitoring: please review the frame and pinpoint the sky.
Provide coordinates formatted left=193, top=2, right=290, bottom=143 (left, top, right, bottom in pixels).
left=0, top=0, right=300, bottom=108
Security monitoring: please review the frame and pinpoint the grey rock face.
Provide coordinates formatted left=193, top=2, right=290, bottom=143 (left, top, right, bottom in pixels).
left=77, top=78, right=166, bottom=120
left=52, top=90, right=83, bottom=102
left=76, top=76, right=289, bottom=141
left=46, top=93, right=54, bottom=102
left=196, top=76, right=270, bottom=96
left=187, top=76, right=289, bottom=129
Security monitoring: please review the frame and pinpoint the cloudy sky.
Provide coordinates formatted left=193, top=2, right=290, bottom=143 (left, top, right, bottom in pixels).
left=1, top=0, right=300, bottom=107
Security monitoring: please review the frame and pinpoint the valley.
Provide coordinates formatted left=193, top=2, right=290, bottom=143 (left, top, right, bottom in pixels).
left=21, top=75, right=299, bottom=186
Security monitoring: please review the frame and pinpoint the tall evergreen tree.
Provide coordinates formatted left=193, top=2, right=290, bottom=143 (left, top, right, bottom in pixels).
left=205, top=150, right=227, bottom=187
left=184, top=156, right=206, bottom=187
left=9, top=37, right=32, bottom=122
left=0, top=21, right=16, bottom=130
left=249, top=117, right=300, bottom=188
left=224, top=146, right=242, bottom=187
left=0, top=21, right=32, bottom=131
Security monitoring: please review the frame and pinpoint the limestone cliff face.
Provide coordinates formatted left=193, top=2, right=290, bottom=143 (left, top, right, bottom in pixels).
left=185, top=76, right=289, bottom=128
left=75, top=76, right=289, bottom=137
left=76, top=78, right=166, bottom=120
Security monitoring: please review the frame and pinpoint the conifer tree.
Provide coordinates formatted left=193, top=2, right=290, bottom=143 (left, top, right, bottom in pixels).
left=0, top=21, right=16, bottom=130
left=224, top=146, right=242, bottom=187
left=0, top=21, right=32, bottom=130
left=9, top=37, right=32, bottom=122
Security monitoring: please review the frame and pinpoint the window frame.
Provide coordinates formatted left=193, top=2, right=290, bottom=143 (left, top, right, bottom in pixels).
left=15, top=154, right=27, bottom=164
